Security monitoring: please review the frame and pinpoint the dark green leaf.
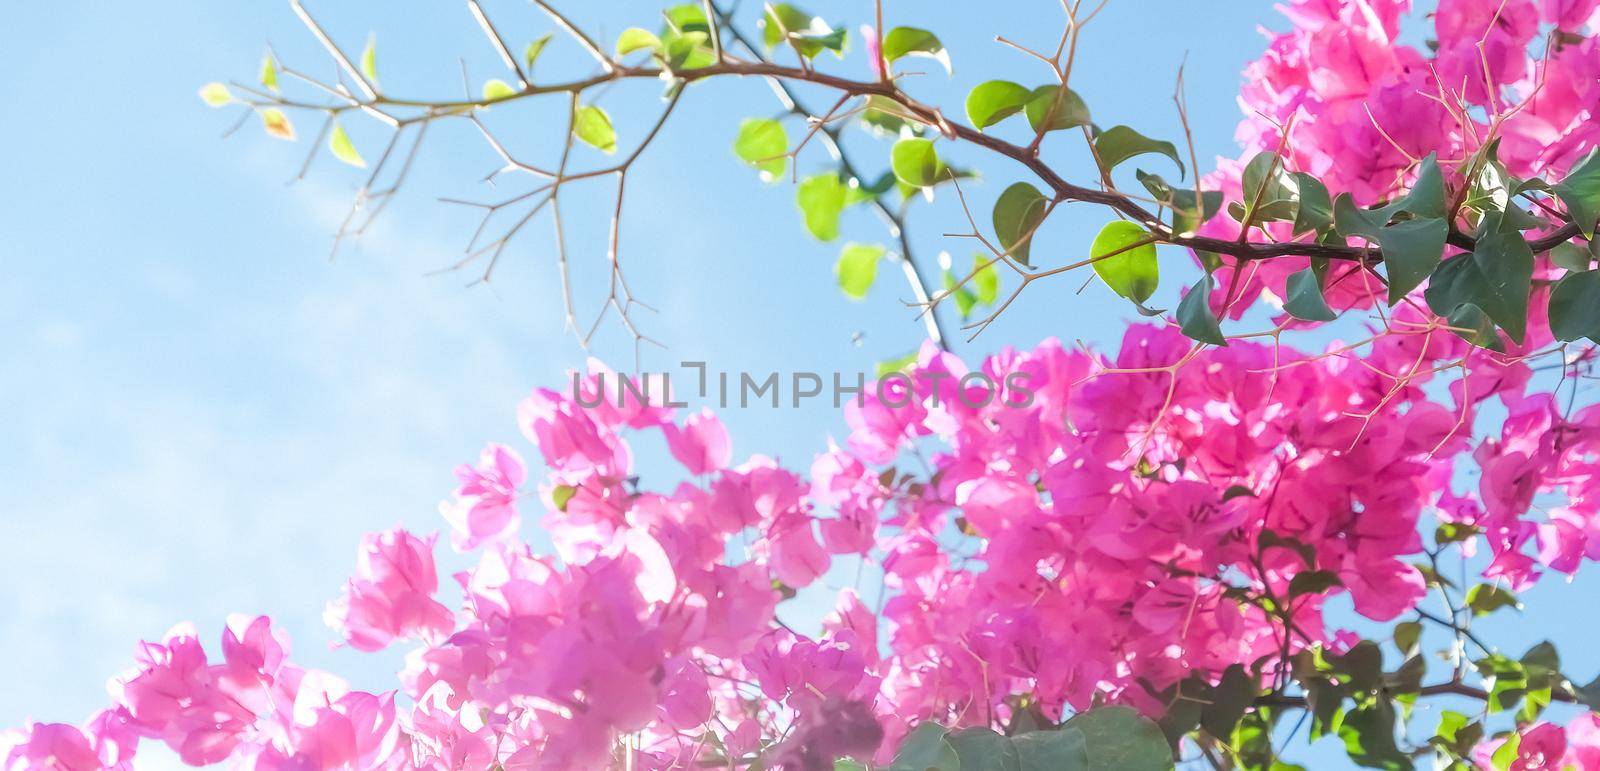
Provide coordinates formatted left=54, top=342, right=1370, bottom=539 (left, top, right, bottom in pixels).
left=1024, top=86, right=1091, bottom=132
left=1337, top=701, right=1409, bottom=770
left=993, top=182, right=1047, bottom=265
left=1424, top=231, right=1534, bottom=343
left=1200, top=665, right=1255, bottom=739
left=1394, top=621, right=1422, bottom=657
left=1292, top=173, right=1333, bottom=236
left=1549, top=269, right=1600, bottom=342
left=1555, top=147, right=1600, bottom=238
left=1284, top=259, right=1337, bottom=322
left=1288, top=570, right=1342, bottom=597
left=1012, top=727, right=1088, bottom=770
left=1442, top=303, right=1503, bottom=352
left=890, top=723, right=960, bottom=771
left=966, top=80, right=1034, bottom=130
left=1177, top=274, right=1226, bottom=346
left=1090, top=221, right=1159, bottom=303
left=1063, top=706, right=1173, bottom=771
left=1094, top=125, right=1183, bottom=177
left=947, top=727, right=1021, bottom=771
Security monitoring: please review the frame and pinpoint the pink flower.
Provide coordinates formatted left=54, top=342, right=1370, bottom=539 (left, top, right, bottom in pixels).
left=325, top=528, right=455, bottom=652
left=661, top=408, right=732, bottom=475
left=441, top=442, right=526, bottom=551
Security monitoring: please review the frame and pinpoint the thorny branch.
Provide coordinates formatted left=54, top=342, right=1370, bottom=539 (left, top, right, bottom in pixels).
left=234, top=0, right=1592, bottom=357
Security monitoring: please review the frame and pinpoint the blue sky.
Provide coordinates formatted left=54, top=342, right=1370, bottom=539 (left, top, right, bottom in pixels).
left=4, top=1, right=1597, bottom=768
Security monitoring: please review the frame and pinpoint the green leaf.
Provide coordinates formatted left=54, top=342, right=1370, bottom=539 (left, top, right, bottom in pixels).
left=1178, top=274, right=1226, bottom=346
left=1394, top=621, right=1422, bottom=657
left=1292, top=173, right=1333, bottom=236
left=260, top=55, right=280, bottom=92
left=1550, top=269, right=1600, bottom=342
left=259, top=108, right=295, bottom=140
left=1090, top=221, right=1159, bottom=303
left=1013, top=728, right=1089, bottom=770
left=551, top=484, right=577, bottom=512
left=1555, top=147, right=1600, bottom=238
left=328, top=123, right=366, bottom=168
left=1551, top=241, right=1595, bottom=272
left=836, top=243, right=884, bottom=300
left=1284, top=258, right=1337, bottom=322
left=1094, top=126, right=1183, bottom=177
left=1200, top=665, right=1256, bottom=739
left=974, top=255, right=1000, bottom=305
left=524, top=34, right=553, bottom=72
left=944, top=268, right=978, bottom=319
left=876, top=350, right=920, bottom=378
left=573, top=105, right=616, bottom=153
left=1288, top=570, right=1342, bottom=596
left=1333, top=154, right=1450, bottom=303
left=891, top=138, right=942, bottom=188
left=733, top=118, right=787, bottom=181
left=481, top=78, right=517, bottom=102
left=992, top=182, right=1047, bottom=265
left=361, top=35, right=378, bottom=86
left=1424, top=231, right=1534, bottom=343
left=663, top=30, right=714, bottom=69
left=1235, top=152, right=1300, bottom=226
left=1025, top=86, right=1091, bottom=132
left=616, top=27, right=662, bottom=56
left=1442, top=303, right=1503, bottom=352
left=890, top=723, right=960, bottom=771
left=1064, top=706, right=1173, bottom=770
left=1140, top=171, right=1222, bottom=236
left=882, top=26, right=950, bottom=74
left=199, top=82, right=233, bottom=107
left=796, top=174, right=847, bottom=241
left=966, top=80, right=1034, bottom=130
left=1466, top=584, right=1521, bottom=616
left=1337, top=701, right=1409, bottom=771
left=663, top=3, right=710, bottom=34
left=947, top=727, right=1021, bottom=771
left=760, top=4, right=845, bottom=59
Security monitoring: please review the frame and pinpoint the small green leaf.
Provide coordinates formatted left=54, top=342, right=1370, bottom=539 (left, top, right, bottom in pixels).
left=259, top=108, right=295, bottom=140
left=524, top=34, right=553, bottom=72
left=836, top=243, right=885, bottom=300
left=328, top=123, right=366, bottom=168
left=1443, top=303, right=1504, bottom=352
left=876, top=350, right=919, bottom=378
left=1555, top=147, right=1600, bottom=238
left=199, top=82, right=233, bottom=108
left=796, top=174, right=847, bottom=241
left=1090, top=221, right=1159, bottom=303
left=760, top=4, right=844, bottom=59
left=891, top=137, right=942, bottom=188
left=361, top=35, right=379, bottom=86
left=1394, top=620, right=1422, bottom=657
left=1424, top=231, right=1534, bottom=343
left=1550, top=269, right=1600, bottom=342
left=1551, top=241, right=1595, bottom=272
left=573, top=105, right=616, bottom=153
left=1284, top=260, right=1337, bottom=322
left=551, top=484, right=577, bottom=512
left=616, top=27, right=662, bottom=56
left=944, top=268, right=978, bottom=319
left=881, top=26, right=950, bottom=74
left=1094, top=125, right=1182, bottom=177
left=1288, top=570, right=1342, bottom=596
left=1200, top=665, right=1256, bottom=739
left=481, top=78, right=517, bottom=102
left=974, top=255, right=1000, bottom=305
left=889, top=723, right=960, bottom=771
left=1178, top=274, right=1226, bottom=346
left=260, top=55, right=280, bottom=92
left=733, top=118, right=787, bottom=181
left=1024, top=85, right=1091, bottom=132
left=966, top=80, right=1034, bottom=130
left=1334, top=154, right=1450, bottom=303
left=1466, top=584, right=1521, bottom=616
left=992, top=182, right=1047, bottom=265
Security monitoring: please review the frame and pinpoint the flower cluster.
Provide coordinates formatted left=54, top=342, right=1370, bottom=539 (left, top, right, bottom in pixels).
left=1201, top=0, right=1600, bottom=319
left=12, top=315, right=1600, bottom=767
